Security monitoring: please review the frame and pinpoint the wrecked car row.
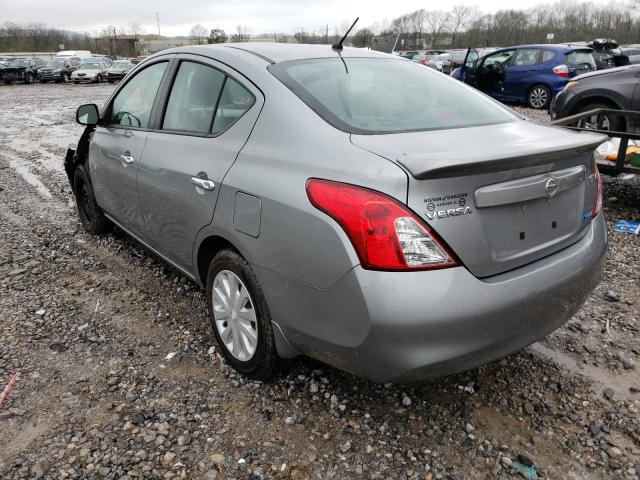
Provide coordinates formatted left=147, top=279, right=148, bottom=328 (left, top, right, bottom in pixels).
left=0, top=57, right=135, bottom=84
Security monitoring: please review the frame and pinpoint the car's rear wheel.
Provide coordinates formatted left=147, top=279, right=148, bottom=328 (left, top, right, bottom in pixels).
left=96, top=74, right=102, bottom=83
left=206, top=249, right=284, bottom=380
left=73, top=165, right=110, bottom=235
left=24, top=73, right=34, bottom=84
left=528, top=84, right=551, bottom=109
left=63, top=73, right=70, bottom=83
left=575, top=102, right=625, bottom=133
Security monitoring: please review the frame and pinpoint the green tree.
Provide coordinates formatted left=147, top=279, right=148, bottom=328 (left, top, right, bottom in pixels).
left=208, top=28, right=228, bottom=44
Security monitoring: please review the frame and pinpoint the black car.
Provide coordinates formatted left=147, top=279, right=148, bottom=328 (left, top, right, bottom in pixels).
left=106, top=60, right=134, bottom=83
left=38, top=58, right=79, bottom=83
left=550, top=64, right=640, bottom=132
left=2, top=58, right=46, bottom=84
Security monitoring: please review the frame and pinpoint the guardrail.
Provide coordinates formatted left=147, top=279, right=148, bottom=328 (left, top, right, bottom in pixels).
left=551, top=108, right=640, bottom=176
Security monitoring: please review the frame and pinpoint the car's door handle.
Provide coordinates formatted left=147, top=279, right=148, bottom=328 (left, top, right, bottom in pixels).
left=191, top=177, right=216, bottom=191
left=120, top=154, right=135, bottom=165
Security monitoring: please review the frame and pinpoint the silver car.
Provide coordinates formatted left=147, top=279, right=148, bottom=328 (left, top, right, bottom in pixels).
left=67, top=44, right=607, bottom=382
left=71, top=61, right=109, bottom=83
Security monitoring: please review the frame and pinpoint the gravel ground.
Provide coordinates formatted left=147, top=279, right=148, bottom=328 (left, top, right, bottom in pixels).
left=0, top=83, right=638, bottom=480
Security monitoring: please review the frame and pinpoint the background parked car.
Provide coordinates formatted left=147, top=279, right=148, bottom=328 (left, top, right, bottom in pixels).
left=106, top=60, right=134, bottom=83
left=621, top=46, right=640, bottom=65
left=550, top=64, right=640, bottom=133
left=2, top=57, right=46, bottom=85
left=71, top=61, right=110, bottom=83
left=38, top=58, right=79, bottom=83
left=452, top=44, right=596, bottom=109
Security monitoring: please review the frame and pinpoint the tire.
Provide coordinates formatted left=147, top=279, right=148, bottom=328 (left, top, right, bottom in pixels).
left=206, top=249, right=285, bottom=380
left=63, top=73, right=70, bottom=83
left=4, top=80, right=11, bottom=85
left=73, top=165, right=110, bottom=235
left=74, top=81, right=79, bottom=84
left=24, top=73, right=33, bottom=84
left=527, top=84, right=551, bottom=109
left=42, top=80, right=49, bottom=84
left=108, top=80, right=114, bottom=84
left=574, top=102, right=625, bottom=133
left=96, top=74, right=102, bottom=83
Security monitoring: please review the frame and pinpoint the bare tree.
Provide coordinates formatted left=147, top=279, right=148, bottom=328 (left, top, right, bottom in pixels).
left=128, top=21, right=144, bottom=38
left=189, top=24, right=208, bottom=44
left=424, top=10, right=451, bottom=49
left=449, top=5, right=479, bottom=47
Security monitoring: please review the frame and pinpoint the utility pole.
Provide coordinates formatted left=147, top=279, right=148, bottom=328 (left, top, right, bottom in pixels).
left=156, top=12, right=161, bottom=36
left=325, top=24, right=328, bottom=44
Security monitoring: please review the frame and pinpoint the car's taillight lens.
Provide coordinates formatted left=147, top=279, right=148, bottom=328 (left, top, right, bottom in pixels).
left=593, top=163, right=603, bottom=218
left=553, top=64, right=570, bottom=78
left=306, top=179, right=458, bottom=271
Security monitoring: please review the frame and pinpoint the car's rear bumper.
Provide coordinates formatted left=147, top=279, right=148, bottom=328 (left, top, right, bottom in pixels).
left=261, top=213, right=607, bottom=382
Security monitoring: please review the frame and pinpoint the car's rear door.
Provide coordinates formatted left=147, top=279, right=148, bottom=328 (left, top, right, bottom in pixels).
left=137, top=54, right=263, bottom=271
left=502, top=48, right=541, bottom=100
left=89, top=58, right=171, bottom=236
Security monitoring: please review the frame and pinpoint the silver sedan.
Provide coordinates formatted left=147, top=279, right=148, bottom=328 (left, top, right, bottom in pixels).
left=66, top=43, right=607, bottom=382
left=71, top=61, right=109, bottom=83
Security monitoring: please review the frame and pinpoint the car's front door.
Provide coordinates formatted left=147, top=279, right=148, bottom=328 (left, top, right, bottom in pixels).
left=502, top=48, right=541, bottom=100
left=472, top=49, right=516, bottom=98
left=89, top=59, right=170, bottom=236
left=137, top=55, right=263, bottom=270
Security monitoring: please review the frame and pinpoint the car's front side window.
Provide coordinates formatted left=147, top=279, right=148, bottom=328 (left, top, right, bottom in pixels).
left=162, top=61, right=225, bottom=134
left=107, top=61, right=168, bottom=129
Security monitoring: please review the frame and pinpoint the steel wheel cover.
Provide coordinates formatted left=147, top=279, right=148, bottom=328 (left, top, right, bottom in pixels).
left=530, top=88, right=547, bottom=108
left=212, top=270, right=258, bottom=361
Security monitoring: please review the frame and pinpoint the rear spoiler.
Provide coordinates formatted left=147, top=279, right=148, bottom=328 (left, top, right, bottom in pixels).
left=397, top=134, right=607, bottom=179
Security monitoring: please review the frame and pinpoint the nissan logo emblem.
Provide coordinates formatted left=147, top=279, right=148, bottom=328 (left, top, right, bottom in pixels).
left=545, top=178, right=557, bottom=197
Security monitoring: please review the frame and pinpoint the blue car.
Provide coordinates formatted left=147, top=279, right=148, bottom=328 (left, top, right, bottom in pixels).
left=451, top=45, right=596, bottom=109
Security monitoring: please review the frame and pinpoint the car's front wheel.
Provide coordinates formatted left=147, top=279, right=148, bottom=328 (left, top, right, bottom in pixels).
left=575, top=102, right=625, bottom=133
left=73, top=165, right=110, bottom=235
left=206, top=249, right=284, bottom=380
left=528, top=84, right=551, bottom=109
left=24, top=73, right=34, bottom=84
left=63, top=73, right=70, bottom=83
left=96, top=74, right=102, bottom=83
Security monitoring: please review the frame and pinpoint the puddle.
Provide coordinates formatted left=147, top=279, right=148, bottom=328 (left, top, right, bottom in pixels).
left=531, top=343, right=638, bottom=402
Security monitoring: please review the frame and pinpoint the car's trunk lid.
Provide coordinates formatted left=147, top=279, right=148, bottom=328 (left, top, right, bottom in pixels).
left=351, top=120, right=606, bottom=277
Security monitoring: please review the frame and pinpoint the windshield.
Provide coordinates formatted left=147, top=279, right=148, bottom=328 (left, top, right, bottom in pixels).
left=269, top=57, right=515, bottom=134
left=9, top=59, right=29, bottom=67
left=112, top=61, right=132, bottom=68
left=565, top=50, right=596, bottom=70
left=45, top=60, right=64, bottom=68
left=80, top=63, right=101, bottom=70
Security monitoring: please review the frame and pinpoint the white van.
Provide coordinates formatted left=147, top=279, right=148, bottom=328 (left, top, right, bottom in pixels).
left=57, top=50, right=92, bottom=60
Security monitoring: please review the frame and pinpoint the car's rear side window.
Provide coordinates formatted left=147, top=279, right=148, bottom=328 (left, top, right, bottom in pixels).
left=108, top=61, right=168, bottom=128
left=513, top=48, right=540, bottom=66
left=542, top=50, right=557, bottom=63
left=211, top=78, right=255, bottom=134
left=162, top=61, right=225, bottom=133
left=269, top=57, right=515, bottom=134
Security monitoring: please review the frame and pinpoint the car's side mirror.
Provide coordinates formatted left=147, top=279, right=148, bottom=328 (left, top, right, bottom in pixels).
left=76, top=104, right=99, bottom=125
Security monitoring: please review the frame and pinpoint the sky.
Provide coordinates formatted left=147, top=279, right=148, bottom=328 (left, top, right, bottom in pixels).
left=2, top=0, right=620, bottom=37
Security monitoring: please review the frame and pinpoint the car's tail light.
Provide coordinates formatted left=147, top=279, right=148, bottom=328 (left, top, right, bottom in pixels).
left=593, top=163, right=603, bottom=218
left=306, top=179, right=458, bottom=271
left=553, top=64, right=570, bottom=78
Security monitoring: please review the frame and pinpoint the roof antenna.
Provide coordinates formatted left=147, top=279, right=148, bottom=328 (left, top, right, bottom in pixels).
left=332, top=17, right=359, bottom=51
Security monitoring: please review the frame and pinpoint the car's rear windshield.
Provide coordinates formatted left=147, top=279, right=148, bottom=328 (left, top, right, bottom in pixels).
left=45, top=60, right=64, bottom=68
left=9, top=60, right=29, bottom=67
left=269, top=57, right=515, bottom=134
left=565, top=50, right=596, bottom=69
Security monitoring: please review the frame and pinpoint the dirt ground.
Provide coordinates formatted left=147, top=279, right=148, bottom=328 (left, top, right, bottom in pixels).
left=0, top=83, right=638, bottom=480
